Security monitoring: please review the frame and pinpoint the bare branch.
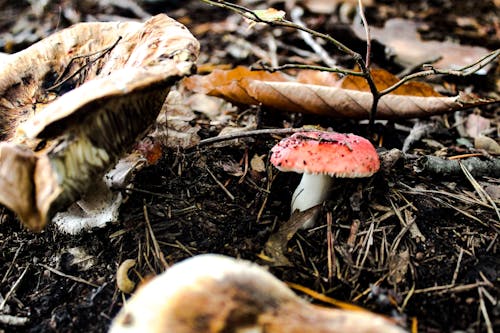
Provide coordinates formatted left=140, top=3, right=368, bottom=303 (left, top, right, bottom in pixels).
left=251, top=62, right=366, bottom=77
left=357, top=0, right=371, bottom=68
left=380, top=48, right=500, bottom=97
left=199, top=0, right=499, bottom=131
left=290, top=7, right=337, bottom=68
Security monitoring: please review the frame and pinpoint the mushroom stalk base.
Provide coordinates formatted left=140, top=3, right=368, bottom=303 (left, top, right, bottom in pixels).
left=291, top=173, right=333, bottom=228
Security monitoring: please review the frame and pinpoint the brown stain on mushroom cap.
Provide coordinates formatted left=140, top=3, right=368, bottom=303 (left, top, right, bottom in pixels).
left=270, top=131, right=380, bottom=177
left=0, top=14, right=199, bottom=231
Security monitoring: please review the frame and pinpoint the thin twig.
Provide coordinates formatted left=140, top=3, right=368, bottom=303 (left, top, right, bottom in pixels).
left=451, top=248, right=464, bottom=285
left=357, top=0, right=371, bottom=68
left=143, top=204, right=169, bottom=270
left=379, top=49, right=500, bottom=96
left=326, top=212, right=335, bottom=284
left=459, top=161, right=500, bottom=223
left=286, top=281, right=369, bottom=312
left=401, top=281, right=491, bottom=295
left=39, top=264, right=99, bottom=287
left=1, top=244, right=23, bottom=284
left=478, top=287, right=494, bottom=333
left=252, top=62, right=365, bottom=77
left=0, top=266, right=29, bottom=311
left=196, top=127, right=315, bottom=147
left=200, top=0, right=357, bottom=57
left=206, top=167, right=235, bottom=200
left=290, top=7, right=337, bottom=68
left=114, top=186, right=176, bottom=199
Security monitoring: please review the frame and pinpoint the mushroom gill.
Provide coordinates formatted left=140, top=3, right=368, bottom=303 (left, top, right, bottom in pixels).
left=0, top=14, right=199, bottom=231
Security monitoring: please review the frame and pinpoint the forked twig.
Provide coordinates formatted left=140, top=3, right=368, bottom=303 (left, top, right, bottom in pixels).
left=357, top=0, right=371, bottom=68
left=196, top=127, right=316, bottom=147
left=199, top=0, right=499, bottom=130
left=379, top=49, right=500, bottom=96
left=199, top=0, right=380, bottom=128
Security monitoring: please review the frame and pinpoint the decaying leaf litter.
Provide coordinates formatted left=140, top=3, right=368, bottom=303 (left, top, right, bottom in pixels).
left=0, top=0, right=499, bottom=332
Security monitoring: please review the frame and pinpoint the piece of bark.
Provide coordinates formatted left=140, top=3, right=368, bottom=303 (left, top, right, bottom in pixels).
left=414, top=156, right=500, bottom=178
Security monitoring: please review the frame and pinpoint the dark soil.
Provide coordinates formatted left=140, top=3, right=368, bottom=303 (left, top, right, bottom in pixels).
left=0, top=1, right=499, bottom=332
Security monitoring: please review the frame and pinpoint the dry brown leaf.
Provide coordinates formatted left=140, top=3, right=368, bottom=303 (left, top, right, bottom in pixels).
left=474, top=136, right=500, bottom=154
left=184, top=66, right=288, bottom=105
left=154, top=90, right=201, bottom=150
left=465, top=113, right=491, bottom=138
left=341, top=68, right=442, bottom=97
left=184, top=66, right=491, bottom=119
left=353, top=18, right=491, bottom=73
left=262, top=207, right=321, bottom=266
left=0, top=14, right=199, bottom=231
left=388, top=249, right=410, bottom=285
left=296, top=69, right=342, bottom=86
left=250, top=154, right=266, bottom=172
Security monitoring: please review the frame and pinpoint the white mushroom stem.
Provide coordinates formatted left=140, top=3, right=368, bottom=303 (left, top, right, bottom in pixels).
left=110, top=254, right=406, bottom=333
left=291, top=173, right=333, bottom=228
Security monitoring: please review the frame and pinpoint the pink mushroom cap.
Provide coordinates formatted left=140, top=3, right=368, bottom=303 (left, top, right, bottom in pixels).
left=270, top=131, right=380, bottom=177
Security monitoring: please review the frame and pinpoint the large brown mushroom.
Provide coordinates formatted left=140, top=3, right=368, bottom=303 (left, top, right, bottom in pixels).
left=0, top=14, right=199, bottom=231
left=109, top=254, right=406, bottom=333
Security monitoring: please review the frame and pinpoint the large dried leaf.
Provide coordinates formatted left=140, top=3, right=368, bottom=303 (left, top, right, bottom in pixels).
left=340, top=68, right=442, bottom=97
left=465, top=113, right=491, bottom=138
left=184, top=66, right=491, bottom=119
left=0, top=14, right=199, bottom=231
left=352, top=18, right=492, bottom=73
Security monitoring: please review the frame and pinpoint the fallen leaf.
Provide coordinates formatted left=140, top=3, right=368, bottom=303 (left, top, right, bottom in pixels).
left=155, top=90, right=201, bottom=150
left=465, top=113, right=491, bottom=138
left=341, top=68, right=442, bottom=96
left=184, top=66, right=493, bottom=119
left=250, top=8, right=286, bottom=22
left=184, top=66, right=289, bottom=105
left=388, top=249, right=410, bottom=285
left=262, top=207, right=321, bottom=266
left=352, top=18, right=492, bottom=73
left=296, top=69, right=341, bottom=86
left=134, top=137, right=163, bottom=165
left=250, top=154, right=266, bottom=172
left=474, top=136, right=500, bottom=154
left=215, top=157, right=244, bottom=177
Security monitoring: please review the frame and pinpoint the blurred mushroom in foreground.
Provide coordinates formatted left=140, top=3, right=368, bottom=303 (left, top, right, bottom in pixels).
left=0, top=14, right=199, bottom=231
left=270, top=131, right=380, bottom=228
left=109, top=254, right=406, bottom=333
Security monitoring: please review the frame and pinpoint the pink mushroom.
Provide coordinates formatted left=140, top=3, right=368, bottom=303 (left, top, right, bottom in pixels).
left=270, top=131, right=380, bottom=228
